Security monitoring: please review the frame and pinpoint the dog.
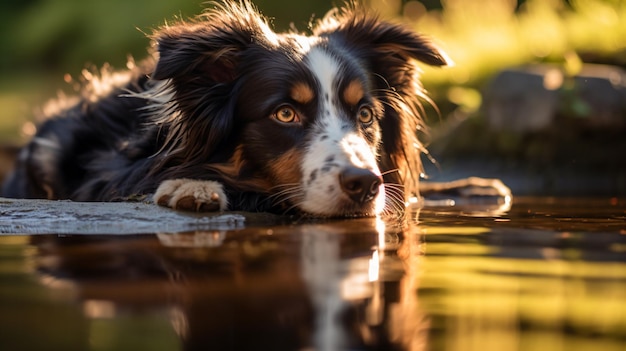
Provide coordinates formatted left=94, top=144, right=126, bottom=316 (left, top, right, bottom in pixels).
left=2, top=1, right=449, bottom=218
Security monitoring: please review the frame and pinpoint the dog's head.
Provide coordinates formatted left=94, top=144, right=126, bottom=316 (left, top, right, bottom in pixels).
left=150, top=1, right=448, bottom=217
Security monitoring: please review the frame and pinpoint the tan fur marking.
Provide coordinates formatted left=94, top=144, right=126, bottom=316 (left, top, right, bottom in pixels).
left=343, top=80, right=364, bottom=106
left=270, top=149, right=303, bottom=186
left=290, top=82, right=315, bottom=104
left=208, top=146, right=272, bottom=192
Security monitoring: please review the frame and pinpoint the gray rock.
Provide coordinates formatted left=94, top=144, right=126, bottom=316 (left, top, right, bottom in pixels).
left=484, top=65, right=560, bottom=132
left=484, top=64, right=626, bottom=132
left=0, top=198, right=248, bottom=235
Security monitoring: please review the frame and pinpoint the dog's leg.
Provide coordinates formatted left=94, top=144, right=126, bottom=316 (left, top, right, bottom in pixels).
left=154, top=179, right=227, bottom=212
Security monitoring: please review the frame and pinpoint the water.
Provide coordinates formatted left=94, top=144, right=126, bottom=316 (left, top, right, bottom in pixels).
left=0, top=197, right=624, bottom=351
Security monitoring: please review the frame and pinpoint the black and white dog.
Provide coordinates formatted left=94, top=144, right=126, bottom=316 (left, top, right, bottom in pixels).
left=2, top=1, right=450, bottom=217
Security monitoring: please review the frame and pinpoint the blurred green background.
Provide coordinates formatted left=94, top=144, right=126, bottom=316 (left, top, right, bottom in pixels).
left=0, top=0, right=625, bottom=194
left=0, top=0, right=342, bottom=143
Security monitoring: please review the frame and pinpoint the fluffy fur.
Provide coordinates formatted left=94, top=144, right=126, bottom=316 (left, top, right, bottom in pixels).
left=2, top=1, right=448, bottom=217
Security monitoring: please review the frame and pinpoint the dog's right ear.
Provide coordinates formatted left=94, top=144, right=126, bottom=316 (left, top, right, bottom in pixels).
left=148, top=3, right=278, bottom=171
left=152, top=2, right=275, bottom=83
left=152, top=24, right=241, bottom=83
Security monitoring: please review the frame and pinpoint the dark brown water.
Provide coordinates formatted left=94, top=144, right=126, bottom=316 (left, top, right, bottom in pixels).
left=0, top=197, right=624, bottom=351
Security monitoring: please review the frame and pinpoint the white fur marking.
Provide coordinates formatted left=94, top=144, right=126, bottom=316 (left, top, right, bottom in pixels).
left=299, top=48, right=384, bottom=215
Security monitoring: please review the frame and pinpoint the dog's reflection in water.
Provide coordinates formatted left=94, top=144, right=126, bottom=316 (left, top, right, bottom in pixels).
left=298, top=219, right=428, bottom=351
left=33, top=217, right=428, bottom=350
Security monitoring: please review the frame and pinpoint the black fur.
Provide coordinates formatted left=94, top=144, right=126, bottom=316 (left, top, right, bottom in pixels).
left=2, top=1, right=447, bottom=216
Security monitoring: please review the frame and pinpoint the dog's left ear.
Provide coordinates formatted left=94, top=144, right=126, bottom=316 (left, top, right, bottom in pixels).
left=314, top=7, right=450, bottom=68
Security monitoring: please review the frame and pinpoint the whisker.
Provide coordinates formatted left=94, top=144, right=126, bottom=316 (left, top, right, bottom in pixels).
left=268, top=189, right=302, bottom=202
left=239, top=182, right=300, bottom=210
left=267, top=187, right=301, bottom=199
left=263, top=183, right=305, bottom=213
left=267, top=183, right=301, bottom=194
left=386, top=193, right=405, bottom=209
left=282, top=200, right=307, bottom=216
left=372, top=73, right=392, bottom=91
left=383, top=184, right=403, bottom=192
left=381, top=184, right=408, bottom=216
left=380, top=168, right=400, bottom=177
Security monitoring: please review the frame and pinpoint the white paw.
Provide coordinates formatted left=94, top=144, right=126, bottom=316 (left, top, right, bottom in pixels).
left=154, top=179, right=228, bottom=212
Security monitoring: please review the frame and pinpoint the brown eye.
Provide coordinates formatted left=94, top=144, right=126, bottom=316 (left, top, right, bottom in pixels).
left=358, top=106, right=374, bottom=125
left=273, top=105, right=300, bottom=124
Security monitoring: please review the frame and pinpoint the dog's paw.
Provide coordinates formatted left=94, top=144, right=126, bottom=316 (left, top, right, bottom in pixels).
left=154, top=179, right=227, bottom=212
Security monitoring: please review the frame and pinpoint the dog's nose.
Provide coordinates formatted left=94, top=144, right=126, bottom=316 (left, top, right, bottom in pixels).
left=339, top=167, right=383, bottom=204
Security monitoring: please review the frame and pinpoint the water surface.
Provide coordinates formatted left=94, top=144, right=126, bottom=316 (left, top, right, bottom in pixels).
left=0, top=197, right=624, bottom=351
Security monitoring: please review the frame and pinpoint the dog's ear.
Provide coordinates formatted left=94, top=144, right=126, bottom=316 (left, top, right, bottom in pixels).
left=152, top=2, right=275, bottom=82
left=152, top=24, right=243, bottom=83
left=314, top=6, right=449, bottom=68
left=148, top=3, right=279, bottom=173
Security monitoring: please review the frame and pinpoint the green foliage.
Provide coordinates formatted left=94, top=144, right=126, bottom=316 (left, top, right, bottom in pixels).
left=0, top=0, right=624, bottom=142
left=0, top=0, right=334, bottom=77
left=365, top=0, right=626, bottom=130
left=396, top=0, right=626, bottom=86
left=0, top=0, right=332, bottom=143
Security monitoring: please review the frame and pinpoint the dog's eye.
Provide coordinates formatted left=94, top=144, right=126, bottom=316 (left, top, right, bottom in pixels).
left=358, top=106, right=374, bottom=126
left=273, top=105, right=300, bottom=124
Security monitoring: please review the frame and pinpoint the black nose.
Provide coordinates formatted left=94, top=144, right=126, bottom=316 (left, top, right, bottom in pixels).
left=339, top=167, right=383, bottom=204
